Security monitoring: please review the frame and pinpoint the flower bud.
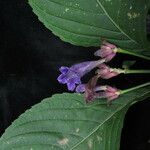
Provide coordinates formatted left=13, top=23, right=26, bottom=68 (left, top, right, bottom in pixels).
left=96, top=85, right=120, bottom=102
left=94, top=41, right=117, bottom=62
left=96, top=63, right=120, bottom=79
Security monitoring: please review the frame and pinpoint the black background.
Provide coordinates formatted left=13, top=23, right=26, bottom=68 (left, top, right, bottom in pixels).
left=0, top=1, right=150, bottom=149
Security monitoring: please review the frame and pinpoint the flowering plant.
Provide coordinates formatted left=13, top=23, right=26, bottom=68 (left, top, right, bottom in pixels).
left=0, top=1, right=150, bottom=150
left=58, top=41, right=150, bottom=104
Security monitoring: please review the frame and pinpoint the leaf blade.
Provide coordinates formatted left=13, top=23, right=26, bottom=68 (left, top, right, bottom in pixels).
left=28, top=0, right=150, bottom=55
left=0, top=85, right=150, bottom=150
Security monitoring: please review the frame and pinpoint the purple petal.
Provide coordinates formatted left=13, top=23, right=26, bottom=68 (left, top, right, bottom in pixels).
left=59, top=66, right=69, bottom=74
left=105, top=53, right=116, bottom=62
left=71, top=60, right=104, bottom=77
left=74, top=77, right=81, bottom=84
left=103, top=41, right=116, bottom=49
left=70, top=61, right=92, bottom=72
left=106, top=86, right=118, bottom=92
left=76, top=84, right=86, bottom=93
left=94, top=49, right=101, bottom=56
left=102, top=72, right=119, bottom=79
left=67, top=82, right=76, bottom=91
left=94, top=49, right=112, bottom=57
left=57, top=74, right=67, bottom=84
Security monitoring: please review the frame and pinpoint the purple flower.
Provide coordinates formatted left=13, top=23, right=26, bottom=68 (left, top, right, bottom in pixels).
left=57, top=59, right=105, bottom=91
left=76, top=75, right=101, bottom=102
left=96, top=86, right=120, bottom=102
left=76, top=74, right=99, bottom=93
left=76, top=84, right=107, bottom=94
left=76, top=75, right=120, bottom=103
left=96, top=63, right=120, bottom=79
left=94, top=41, right=117, bottom=62
left=76, top=84, right=86, bottom=93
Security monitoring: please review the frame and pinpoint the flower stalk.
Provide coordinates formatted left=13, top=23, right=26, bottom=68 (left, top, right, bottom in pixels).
left=124, top=69, right=150, bottom=74
left=110, top=68, right=150, bottom=74
left=120, top=82, right=150, bottom=95
left=57, top=40, right=150, bottom=103
left=96, top=64, right=150, bottom=76
left=117, top=48, right=150, bottom=61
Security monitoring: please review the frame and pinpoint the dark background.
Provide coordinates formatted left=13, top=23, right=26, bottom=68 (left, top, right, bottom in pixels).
left=0, top=1, right=150, bottom=150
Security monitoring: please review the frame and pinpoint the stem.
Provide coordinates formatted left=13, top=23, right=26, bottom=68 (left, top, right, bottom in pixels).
left=124, top=69, right=150, bottom=74
left=113, top=68, right=150, bottom=74
left=117, top=48, right=150, bottom=61
left=120, top=82, right=150, bottom=95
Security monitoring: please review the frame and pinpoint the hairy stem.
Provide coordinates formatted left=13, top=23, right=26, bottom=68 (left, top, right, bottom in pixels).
left=120, top=82, right=150, bottom=95
left=117, top=48, right=150, bottom=61
left=113, top=68, right=150, bottom=74
left=124, top=69, right=150, bottom=74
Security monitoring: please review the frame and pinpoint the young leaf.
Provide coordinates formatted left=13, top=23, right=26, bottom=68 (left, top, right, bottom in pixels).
left=0, top=86, right=150, bottom=150
left=28, top=0, right=150, bottom=56
left=122, top=60, right=136, bottom=69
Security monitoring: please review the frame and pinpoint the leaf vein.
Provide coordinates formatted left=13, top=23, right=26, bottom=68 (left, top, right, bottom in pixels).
left=70, top=91, right=150, bottom=150
left=32, top=1, right=121, bottom=34
left=96, top=0, right=139, bottom=45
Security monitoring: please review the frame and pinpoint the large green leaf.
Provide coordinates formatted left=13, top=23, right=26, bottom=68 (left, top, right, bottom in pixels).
left=28, top=0, right=150, bottom=55
left=0, top=86, right=150, bottom=150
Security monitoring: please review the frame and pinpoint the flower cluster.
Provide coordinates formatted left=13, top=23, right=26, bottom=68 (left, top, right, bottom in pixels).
left=57, top=41, right=121, bottom=103
left=76, top=75, right=120, bottom=103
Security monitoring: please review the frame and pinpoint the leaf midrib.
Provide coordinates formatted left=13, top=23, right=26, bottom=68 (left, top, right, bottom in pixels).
left=31, top=0, right=121, bottom=33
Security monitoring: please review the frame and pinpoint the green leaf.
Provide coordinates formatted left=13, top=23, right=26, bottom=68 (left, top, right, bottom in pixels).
left=0, top=86, right=150, bottom=150
left=28, top=0, right=150, bottom=55
left=122, top=60, right=136, bottom=69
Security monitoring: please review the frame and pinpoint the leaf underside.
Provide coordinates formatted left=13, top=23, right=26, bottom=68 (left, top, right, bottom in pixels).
left=28, top=0, right=150, bottom=56
left=0, top=86, right=150, bottom=150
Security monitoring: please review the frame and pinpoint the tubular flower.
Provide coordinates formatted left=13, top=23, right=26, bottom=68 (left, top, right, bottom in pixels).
left=76, top=75, right=120, bottom=103
left=96, top=86, right=120, bottom=102
left=96, top=63, right=120, bottom=79
left=84, top=75, right=100, bottom=102
left=94, top=41, right=117, bottom=62
left=57, top=59, right=105, bottom=91
left=76, top=75, right=101, bottom=102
